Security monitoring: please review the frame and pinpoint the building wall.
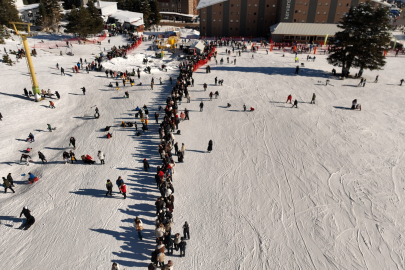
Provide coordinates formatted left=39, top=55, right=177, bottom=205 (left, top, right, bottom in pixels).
left=158, top=0, right=199, bottom=14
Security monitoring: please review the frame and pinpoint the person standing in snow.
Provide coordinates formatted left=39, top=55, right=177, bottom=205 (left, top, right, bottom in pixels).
left=243, top=104, right=246, bottom=111
left=358, top=78, right=364, bottom=87
left=3, top=177, right=15, bottom=193
left=174, top=142, right=179, bottom=156
left=106, top=179, right=113, bottom=196
left=215, top=77, right=217, bottom=86
left=70, top=137, right=76, bottom=150
left=199, top=101, right=204, bottom=112
left=81, top=87, right=86, bottom=95
left=374, top=75, right=379, bottom=83
left=120, top=183, right=127, bottom=199
left=203, top=83, right=207, bottom=91
left=401, top=79, right=404, bottom=86
left=98, top=151, right=105, bottom=164
left=310, top=93, right=316, bottom=104
left=69, top=150, right=76, bottom=163
left=0, top=112, right=2, bottom=121
left=55, top=91, right=60, bottom=100
left=116, top=176, right=124, bottom=193
left=209, top=92, right=213, bottom=101
left=179, top=237, right=187, bottom=257
left=207, top=140, right=213, bottom=152
left=183, top=221, right=190, bottom=239
left=143, top=158, right=150, bottom=171
left=151, top=81, right=154, bottom=90
left=134, top=216, right=144, bottom=240
left=180, top=143, right=185, bottom=157
left=7, top=173, right=14, bottom=187
left=20, top=154, right=31, bottom=164
left=292, top=99, right=298, bottom=108
left=286, top=95, right=292, bottom=104
left=111, top=262, right=122, bottom=270
left=363, top=79, right=366, bottom=87
left=38, top=151, right=47, bottom=164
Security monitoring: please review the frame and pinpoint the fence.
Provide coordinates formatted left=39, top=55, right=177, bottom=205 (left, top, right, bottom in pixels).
left=193, top=46, right=216, bottom=71
left=32, top=33, right=107, bottom=49
left=125, top=38, right=142, bottom=54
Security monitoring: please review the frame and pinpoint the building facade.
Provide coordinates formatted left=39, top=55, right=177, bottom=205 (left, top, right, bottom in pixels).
left=198, top=0, right=390, bottom=37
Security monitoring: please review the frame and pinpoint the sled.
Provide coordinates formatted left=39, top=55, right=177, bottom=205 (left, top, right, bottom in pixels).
left=29, top=177, right=39, bottom=184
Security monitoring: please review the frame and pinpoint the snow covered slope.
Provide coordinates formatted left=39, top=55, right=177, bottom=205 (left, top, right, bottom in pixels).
left=1, top=33, right=405, bottom=270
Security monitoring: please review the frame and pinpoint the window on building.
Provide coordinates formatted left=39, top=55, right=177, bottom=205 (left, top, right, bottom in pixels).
left=236, top=27, right=238, bottom=30
left=324, top=12, right=326, bottom=14
left=203, top=27, right=205, bottom=29
left=230, top=19, right=233, bottom=22
left=303, top=11, right=306, bottom=14
left=178, top=3, right=181, bottom=7
left=272, top=13, right=275, bottom=15
left=178, top=8, right=181, bottom=12
left=236, top=20, right=238, bottom=22
left=267, top=4, right=269, bottom=7
left=304, top=2, right=307, bottom=5
left=265, top=20, right=267, bottom=23
left=295, top=10, right=298, bottom=13
left=172, top=4, right=174, bottom=7
left=219, top=27, right=221, bottom=29
left=325, top=2, right=328, bottom=5
left=317, top=37, right=324, bottom=40
left=316, top=20, right=318, bottom=23
left=322, top=21, right=325, bottom=23
left=285, top=36, right=289, bottom=39
left=317, top=12, right=320, bottom=14
left=247, top=28, right=249, bottom=30
left=213, top=12, right=216, bottom=14
left=219, top=19, right=221, bottom=21
left=203, top=11, right=205, bottom=14
left=301, top=36, right=306, bottom=39
left=248, top=20, right=250, bottom=22
left=237, top=12, right=240, bottom=14
left=319, top=3, right=321, bottom=5
left=213, top=19, right=216, bottom=22
left=219, top=3, right=221, bottom=5
left=231, top=12, right=233, bottom=14
left=253, top=20, right=256, bottom=23
left=248, top=4, right=251, bottom=6
left=237, top=4, right=239, bottom=6
left=230, top=27, right=232, bottom=30
left=254, top=12, right=256, bottom=15
left=255, top=4, right=257, bottom=6
left=337, top=12, right=340, bottom=15
left=339, top=3, right=342, bottom=5
left=294, top=19, right=296, bottom=22
left=265, top=13, right=268, bottom=15
left=346, top=3, right=349, bottom=6
left=166, top=3, right=168, bottom=6
left=172, top=9, right=175, bottom=11
left=203, top=19, right=205, bottom=21
left=248, top=12, right=251, bottom=15
left=273, top=4, right=276, bottom=7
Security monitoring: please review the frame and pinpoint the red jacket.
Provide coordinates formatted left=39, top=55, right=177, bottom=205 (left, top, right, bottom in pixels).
left=120, top=184, right=127, bottom=193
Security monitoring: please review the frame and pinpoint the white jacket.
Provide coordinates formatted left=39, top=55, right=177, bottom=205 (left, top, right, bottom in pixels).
left=171, top=133, right=175, bottom=141
left=154, top=227, right=165, bottom=238
left=164, top=188, right=172, bottom=198
left=181, top=144, right=185, bottom=153
left=98, top=151, right=105, bottom=160
left=133, top=219, right=143, bottom=230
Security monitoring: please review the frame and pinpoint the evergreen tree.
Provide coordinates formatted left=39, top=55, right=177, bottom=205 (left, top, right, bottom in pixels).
left=327, top=2, right=391, bottom=75
left=141, top=0, right=151, bottom=28
left=149, top=0, right=161, bottom=25
left=0, top=0, right=21, bottom=27
left=36, top=0, right=62, bottom=32
left=65, top=3, right=103, bottom=38
left=2, top=54, right=13, bottom=65
left=63, top=0, right=81, bottom=10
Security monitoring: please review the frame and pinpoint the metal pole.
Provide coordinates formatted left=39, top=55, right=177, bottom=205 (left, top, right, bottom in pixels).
left=22, top=36, right=40, bottom=101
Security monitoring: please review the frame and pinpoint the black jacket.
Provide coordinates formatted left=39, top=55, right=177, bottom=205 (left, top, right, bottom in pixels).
left=106, top=181, right=113, bottom=190
left=38, top=152, right=46, bottom=160
left=143, top=160, right=150, bottom=169
left=20, top=208, right=32, bottom=219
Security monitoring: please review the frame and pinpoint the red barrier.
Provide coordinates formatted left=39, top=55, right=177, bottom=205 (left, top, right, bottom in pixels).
left=193, top=46, right=215, bottom=71
left=125, top=38, right=142, bottom=54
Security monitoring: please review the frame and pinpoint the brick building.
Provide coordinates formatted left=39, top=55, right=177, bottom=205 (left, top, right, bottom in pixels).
left=198, top=0, right=391, bottom=37
left=157, top=0, right=199, bottom=21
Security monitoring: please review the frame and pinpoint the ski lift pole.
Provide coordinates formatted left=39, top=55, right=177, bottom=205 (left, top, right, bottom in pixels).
left=11, top=22, right=41, bottom=102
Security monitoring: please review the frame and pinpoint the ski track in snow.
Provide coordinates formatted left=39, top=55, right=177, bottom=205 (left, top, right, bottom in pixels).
left=1, top=30, right=405, bottom=269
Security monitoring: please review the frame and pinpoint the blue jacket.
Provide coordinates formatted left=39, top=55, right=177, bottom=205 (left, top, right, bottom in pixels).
left=116, top=178, right=124, bottom=187
left=28, top=173, right=35, bottom=179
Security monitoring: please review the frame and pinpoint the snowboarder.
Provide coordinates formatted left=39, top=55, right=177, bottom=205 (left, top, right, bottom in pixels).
left=47, top=124, right=53, bottom=132
left=179, top=237, right=187, bottom=257
left=106, top=179, right=113, bottom=196
left=292, top=99, right=298, bottom=108
left=3, top=177, right=15, bottom=193
left=207, top=140, right=213, bottom=152
left=183, top=221, right=190, bottom=239
left=310, top=93, right=316, bottom=104
left=38, top=151, right=47, bottom=164
left=19, top=206, right=35, bottom=230
left=70, top=137, right=76, bottom=149
left=199, top=101, right=204, bottom=112
left=286, top=95, right=292, bottom=104
left=134, top=217, right=144, bottom=240
left=98, top=151, right=105, bottom=164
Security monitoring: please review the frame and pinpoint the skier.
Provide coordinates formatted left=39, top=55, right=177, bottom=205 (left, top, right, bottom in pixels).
left=292, top=99, right=298, bottom=108
left=56, top=63, right=59, bottom=69
left=3, top=177, right=15, bottom=193
left=38, top=151, right=47, bottom=164
left=183, top=221, right=190, bottom=239
left=106, top=179, right=113, bottom=196
left=207, top=140, right=213, bottom=152
left=243, top=104, right=246, bottom=111
left=310, top=93, right=316, bottom=104
left=19, top=206, right=35, bottom=230
left=179, top=237, right=187, bottom=257
left=134, top=216, right=144, bottom=240
left=81, top=87, right=86, bottom=95
left=143, top=158, right=150, bottom=171
left=70, top=137, right=76, bottom=149
left=199, top=101, right=204, bottom=112
left=55, top=91, right=60, bottom=99
left=98, top=150, right=105, bottom=164
left=20, top=154, right=31, bottom=165
left=286, top=94, right=292, bottom=104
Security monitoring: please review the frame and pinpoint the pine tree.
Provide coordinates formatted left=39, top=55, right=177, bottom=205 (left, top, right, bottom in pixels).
left=3, top=54, right=13, bottom=65
left=327, top=2, right=391, bottom=75
left=65, top=3, right=103, bottom=38
left=36, top=0, right=62, bottom=32
left=0, top=0, right=21, bottom=27
left=141, top=0, right=151, bottom=28
left=63, top=0, right=81, bottom=10
left=149, top=0, right=161, bottom=25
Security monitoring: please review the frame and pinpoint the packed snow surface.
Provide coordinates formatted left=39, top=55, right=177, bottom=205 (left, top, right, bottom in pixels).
left=1, top=32, right=405, bottom=270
